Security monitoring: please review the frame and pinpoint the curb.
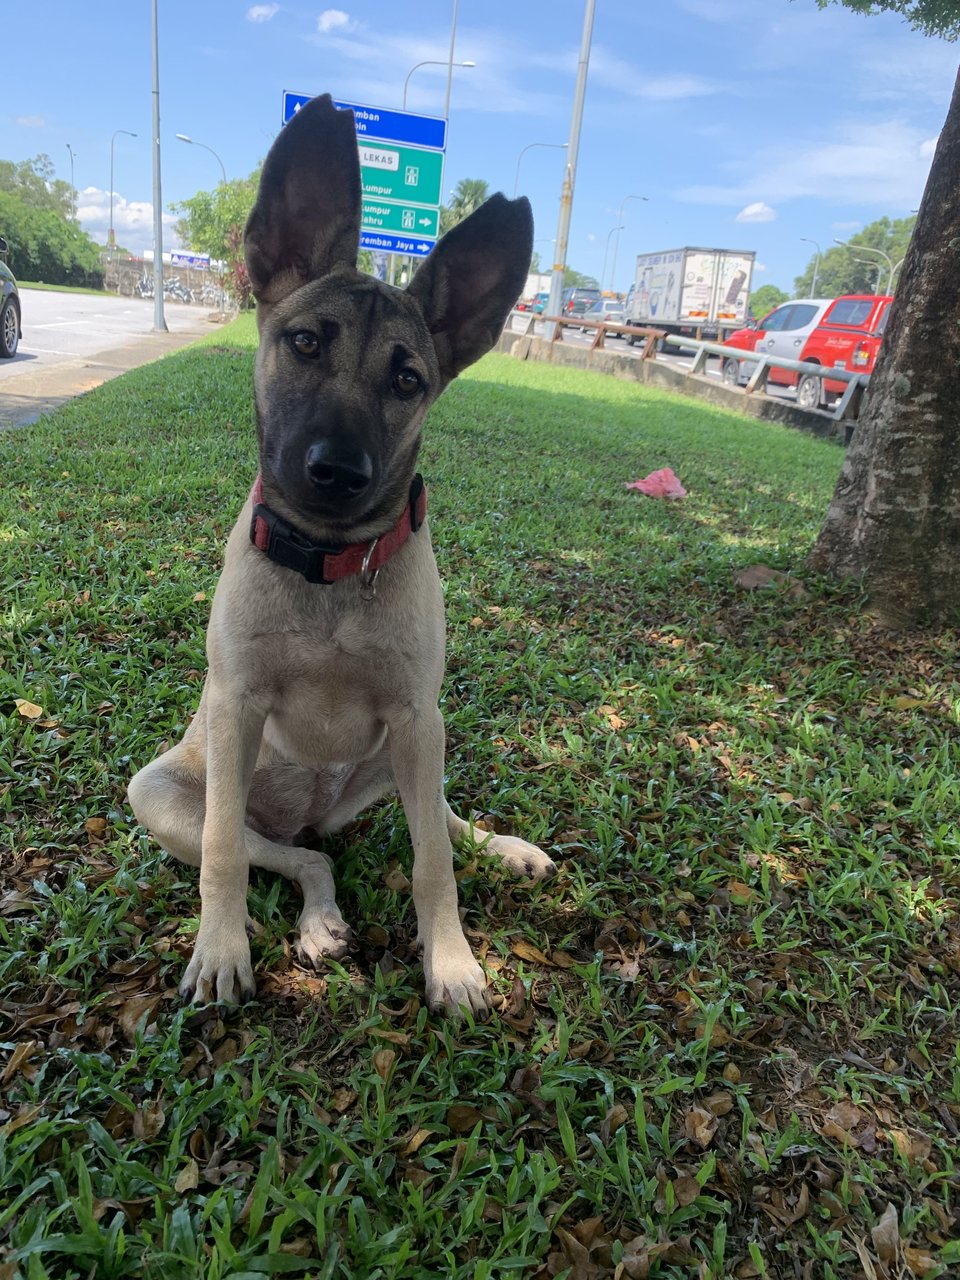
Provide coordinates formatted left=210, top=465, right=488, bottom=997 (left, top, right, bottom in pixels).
left=0, top=323, right=214, bottom=431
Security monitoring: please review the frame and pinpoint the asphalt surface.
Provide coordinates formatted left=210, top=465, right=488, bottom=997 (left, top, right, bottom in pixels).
left=0, top=289, right=217, bottom=429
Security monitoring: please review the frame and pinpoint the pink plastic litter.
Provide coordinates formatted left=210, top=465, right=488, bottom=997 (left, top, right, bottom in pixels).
left=625, top=467, right=688, bottom=499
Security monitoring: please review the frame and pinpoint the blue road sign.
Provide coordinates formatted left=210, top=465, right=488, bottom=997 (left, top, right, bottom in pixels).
left=282, top=91, right=446, bottom=151
left=359, top=231, right=436, bottom=258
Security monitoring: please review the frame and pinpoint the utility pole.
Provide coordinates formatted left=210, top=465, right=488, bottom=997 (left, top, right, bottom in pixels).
left=545, top=0, right=596, bottom=338
left=151, top=0, right=167, bottom=331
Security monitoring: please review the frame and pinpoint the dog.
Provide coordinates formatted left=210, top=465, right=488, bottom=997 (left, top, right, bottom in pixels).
left=127, top=94, right=556, bottom=1018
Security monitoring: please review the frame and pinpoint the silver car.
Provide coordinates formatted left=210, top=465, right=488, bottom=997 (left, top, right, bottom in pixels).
left=721, top=299, right=833, bottom=387
left=581, top=297, right=626, bottom=334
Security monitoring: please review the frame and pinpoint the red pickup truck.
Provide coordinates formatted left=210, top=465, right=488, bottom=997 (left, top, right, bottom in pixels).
left=796, top=294, right=893, bottom=408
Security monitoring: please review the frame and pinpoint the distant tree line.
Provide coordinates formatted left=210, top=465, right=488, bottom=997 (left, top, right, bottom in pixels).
left=750, top=214, right=917, bottom=318
left=0, top=155, right=104, bottom=288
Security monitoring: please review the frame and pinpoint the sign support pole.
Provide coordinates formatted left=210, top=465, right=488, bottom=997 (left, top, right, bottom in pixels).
left=545, top=0, right=595, bottom=339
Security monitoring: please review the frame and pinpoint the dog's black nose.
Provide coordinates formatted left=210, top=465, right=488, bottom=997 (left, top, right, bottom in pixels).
left=305, top=440, right=373, bottom=498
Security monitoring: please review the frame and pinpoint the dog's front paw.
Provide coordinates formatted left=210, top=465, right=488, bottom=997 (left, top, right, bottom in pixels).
left=294, top=901, right=354, bottom=966
left=180, top=927, right=255, bottom=1005
left=481, top=833, right=558, bottom=881
left=422, top=943, right=488, bottom=1019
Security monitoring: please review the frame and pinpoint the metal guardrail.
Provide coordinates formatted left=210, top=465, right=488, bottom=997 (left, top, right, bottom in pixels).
left=507, top=309, right=666, bottom=359
left=662, top=335, right=869, bottom=423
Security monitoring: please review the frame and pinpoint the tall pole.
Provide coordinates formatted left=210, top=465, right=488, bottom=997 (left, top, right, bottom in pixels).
left=175, top=134, right=226, bottom=185
left=545, top=0, right=596, bottom=338
left=513, top=142, right=566, bottom=199
left=601, top=225, right=623, bottom=293
left=800, top=237, right=821, bottom=293
left=443, top=0, right=459, bottom=122
left=609, top=194, right=647, bottom=296
left=151, top=0, right=167, bottom=331
left=66, top=144, right=76, bottom=211
left=834, top=239, right=894, bottom=293
left=109, top=130, right=137, bottom=260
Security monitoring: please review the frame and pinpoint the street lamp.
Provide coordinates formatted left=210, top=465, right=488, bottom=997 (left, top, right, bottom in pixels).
left=403, top=59, right=475, bottom=110
left=175, top=133, right=227, bottom=186
left=176, top=133, right=229, bottom=311
left=601, top=225, right=623, bottom=293
left=834, top=239, right=894, bottom=292
left=800, top=237, right=821, bottom=294
left=66, top=144, right=77, bottom=208
left=609, top=193, right=648, bottom=294
left=853, top=257, right=883, bottom=292
left=109, top=129, right=137, bottom=256
left=513, top=142, right=567, bottom=198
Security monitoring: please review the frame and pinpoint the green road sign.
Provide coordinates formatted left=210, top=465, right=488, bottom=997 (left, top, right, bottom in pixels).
left=361, top=198, right=440, bottom=239
left=358, top=141, right=444, bottom=207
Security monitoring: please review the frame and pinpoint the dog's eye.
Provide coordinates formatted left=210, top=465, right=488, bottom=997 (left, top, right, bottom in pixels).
left=393, top=368, right=423, bottom=398
left=290, top=330, right=320, bottom=357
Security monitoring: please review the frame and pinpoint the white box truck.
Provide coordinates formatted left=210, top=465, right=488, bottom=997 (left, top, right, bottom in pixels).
left=625, top=247, right=755, bottom=347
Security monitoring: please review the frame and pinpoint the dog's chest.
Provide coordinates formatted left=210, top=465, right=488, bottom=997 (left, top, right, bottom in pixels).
left=258, top=621, right=412, bottom=764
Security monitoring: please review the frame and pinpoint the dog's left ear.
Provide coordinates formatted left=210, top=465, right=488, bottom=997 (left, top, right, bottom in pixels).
left=406, top=194, right=533, bottom=383
left=245, top=94, right=361, bottom=305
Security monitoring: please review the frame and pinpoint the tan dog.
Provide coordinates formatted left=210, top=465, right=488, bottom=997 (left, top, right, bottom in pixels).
left=128, top=95, right=555, bottom=1017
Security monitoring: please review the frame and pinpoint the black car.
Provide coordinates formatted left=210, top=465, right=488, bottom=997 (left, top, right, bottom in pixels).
left=561, top=285, right=601, bottom=316
left=0, top=237, right=21, bottom=358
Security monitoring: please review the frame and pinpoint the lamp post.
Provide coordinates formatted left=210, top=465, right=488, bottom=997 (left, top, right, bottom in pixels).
left=403, top=59, right=475, bottom=110
left=601, top=225, right=623, bottom=293
left=608, top=193, right=648, bottom=295
left=545, top=0, right=597, bottom=338
left=176, top=133, right=228, bottom=311
left=150, top=0, right=167, bottom=332
left=513, top=142, right=566, bottom=198
left=109, top=129, right=137, bottom=257
left=800, top=237, right=821, bottom=294
left=853, top=257, right=883, bottom=292
left=66, top=144, right=77, bottom=211
left=834, top=239, right=894, bottom=293
left=175, top=133, right=227, bottom=185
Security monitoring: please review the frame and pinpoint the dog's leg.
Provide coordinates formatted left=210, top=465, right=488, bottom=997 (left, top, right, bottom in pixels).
left=389, top=707, right=487, bottom=1017
left=129, top=754, right=353, bottom=966
left=445, top=804, right=557, bottom=880
left=177, top=690, right=266, bottom=1004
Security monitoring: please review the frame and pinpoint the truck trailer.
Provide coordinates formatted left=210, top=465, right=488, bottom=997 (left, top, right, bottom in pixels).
left=625, top=247, right=755, bottom=346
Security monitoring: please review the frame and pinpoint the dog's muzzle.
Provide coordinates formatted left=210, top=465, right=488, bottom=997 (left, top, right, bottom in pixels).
left=305, top=440, right=373, bottom=501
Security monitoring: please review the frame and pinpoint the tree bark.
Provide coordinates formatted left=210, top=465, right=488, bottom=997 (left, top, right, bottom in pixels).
left=809, top=68, right=960, bottom=627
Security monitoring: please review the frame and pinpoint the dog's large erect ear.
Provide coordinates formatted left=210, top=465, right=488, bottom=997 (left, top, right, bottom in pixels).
left=405, top=194, right=533, bottom=382
left=244, top=94, right=361, bottom=304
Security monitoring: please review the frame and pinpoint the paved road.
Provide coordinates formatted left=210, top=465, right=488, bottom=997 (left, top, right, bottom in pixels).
left=0, top=288, right=214, bottom=428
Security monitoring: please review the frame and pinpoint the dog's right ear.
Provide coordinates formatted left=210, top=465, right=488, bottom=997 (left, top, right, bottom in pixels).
left=244, top=95, right=361, bottom=305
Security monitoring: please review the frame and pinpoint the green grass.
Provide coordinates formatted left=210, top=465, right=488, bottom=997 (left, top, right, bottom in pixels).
left=1, top=316, right=958, bottom=1279
left=16, top=281, right=111, bottom=296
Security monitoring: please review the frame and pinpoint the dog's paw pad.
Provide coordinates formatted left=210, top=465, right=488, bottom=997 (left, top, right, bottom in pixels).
left=295, top=906, right=354, bottom=966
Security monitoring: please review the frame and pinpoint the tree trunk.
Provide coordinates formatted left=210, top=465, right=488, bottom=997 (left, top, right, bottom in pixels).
left=809, top=68, right=960, bottom=627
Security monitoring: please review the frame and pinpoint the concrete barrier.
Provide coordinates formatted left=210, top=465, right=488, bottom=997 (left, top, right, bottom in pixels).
left=496, top=328, right=845, bottom=443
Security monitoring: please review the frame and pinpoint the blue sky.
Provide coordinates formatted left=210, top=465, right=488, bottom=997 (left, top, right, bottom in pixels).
left=7, top=1, right=955, bottom=293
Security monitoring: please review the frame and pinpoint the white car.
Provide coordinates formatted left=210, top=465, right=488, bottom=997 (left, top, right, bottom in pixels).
left=721, top=299, right=834, bottom=387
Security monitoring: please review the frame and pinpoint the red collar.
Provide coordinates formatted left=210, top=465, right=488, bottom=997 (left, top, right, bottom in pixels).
left=249, top=473, right=427, bottom=586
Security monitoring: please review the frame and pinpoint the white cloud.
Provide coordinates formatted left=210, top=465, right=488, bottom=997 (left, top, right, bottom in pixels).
left=635, top=74, right=715, bottom=102
left=919, top=136, right=938, bottom=158
left=247, top=4, right=279, bottom=21
left=317, top=9, right=352, bottom=34
left=16, top=116, right=46, bottom=128
left=75, top=187, right=179, bottom=256
left=736, top=202, right=776, bottom=223
left=677, top=118, right=935, bottom=210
